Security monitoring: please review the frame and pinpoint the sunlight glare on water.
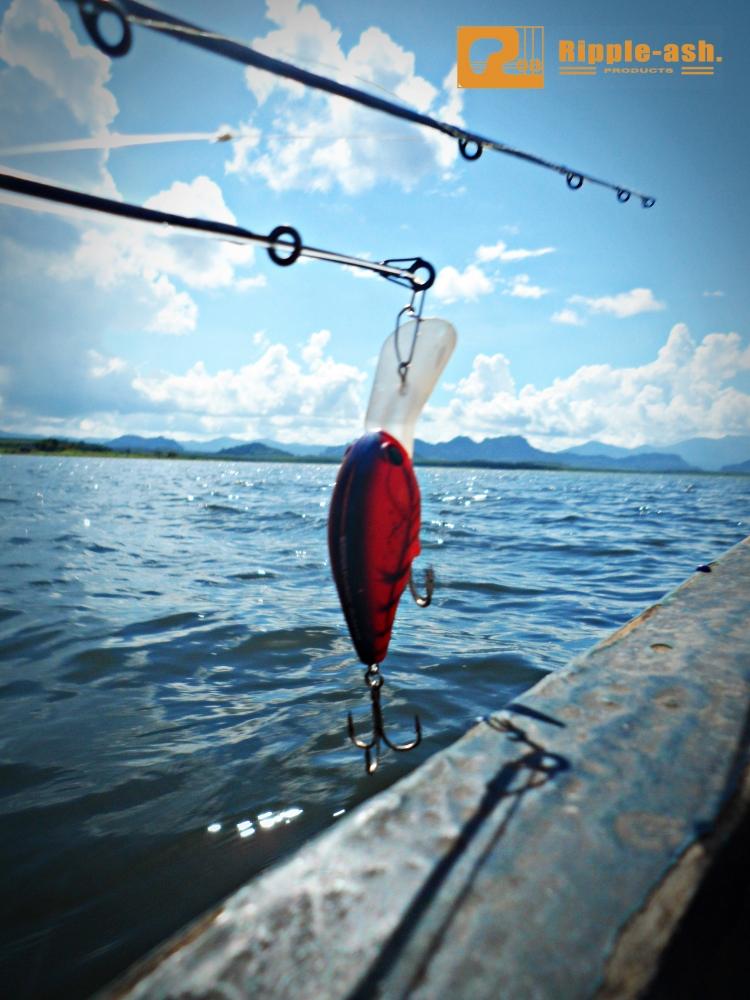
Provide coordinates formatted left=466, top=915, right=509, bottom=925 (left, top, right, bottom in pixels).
left=0, top=456, right=747, bottom=999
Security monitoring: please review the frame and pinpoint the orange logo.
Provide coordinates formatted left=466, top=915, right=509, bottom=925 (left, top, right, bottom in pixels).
left=457, top=26, right=544, bottom=88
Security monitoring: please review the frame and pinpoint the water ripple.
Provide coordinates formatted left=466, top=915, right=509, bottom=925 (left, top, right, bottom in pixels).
left=0, top=456, right=747, bottom=1000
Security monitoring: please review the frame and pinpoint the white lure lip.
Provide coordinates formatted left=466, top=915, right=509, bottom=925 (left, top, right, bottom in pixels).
left=365, top=317, right=458, bottom=457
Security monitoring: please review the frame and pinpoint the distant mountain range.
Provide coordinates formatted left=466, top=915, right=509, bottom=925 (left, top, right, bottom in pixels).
left=108, top=435, right=184, bottom=453
left=216, top=441, right=293, bottom=460
left=722, top=458, right=750, bottom=474
left=560, top=435, right=750, bottom=472
left=3, top=431, right=750, bottom=473
left=415, top=435, right=697, bottom=472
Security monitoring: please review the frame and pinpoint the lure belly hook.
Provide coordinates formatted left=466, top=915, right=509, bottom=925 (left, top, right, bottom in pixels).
left=328, top=315, right=457, bottom=772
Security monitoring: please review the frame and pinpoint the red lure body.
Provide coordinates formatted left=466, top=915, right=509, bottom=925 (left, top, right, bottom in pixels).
left=328, top=430, right=421, bottom=666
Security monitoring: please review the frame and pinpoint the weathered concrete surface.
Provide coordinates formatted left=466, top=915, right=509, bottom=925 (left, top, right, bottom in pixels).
left=102, top=537, right=750, bottom=1000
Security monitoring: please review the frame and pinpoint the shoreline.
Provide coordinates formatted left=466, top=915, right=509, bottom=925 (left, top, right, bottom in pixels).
left=0, top=439, right=744, bottom=476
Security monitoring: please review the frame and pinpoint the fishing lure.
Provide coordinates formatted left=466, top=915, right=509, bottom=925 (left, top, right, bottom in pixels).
left=328, top=430, right=421, bottom=667
left=328, top=311, right=457, bottom=772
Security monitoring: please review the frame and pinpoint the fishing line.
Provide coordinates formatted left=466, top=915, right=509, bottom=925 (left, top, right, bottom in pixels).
left=0, top=131, right=225, bottom=157
left=0, top=167, right=435, bottom=291
left=68, top=0, right=656, bottom=207
left=0, top=130, right=429, bottom=159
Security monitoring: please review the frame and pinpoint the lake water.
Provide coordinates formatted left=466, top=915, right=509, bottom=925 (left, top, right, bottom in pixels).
left=1, top=456, right=748, bottom=999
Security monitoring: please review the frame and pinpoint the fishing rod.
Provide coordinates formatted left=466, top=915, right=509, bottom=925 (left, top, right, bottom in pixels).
left=69, top=0, right=656, bottom=207
left=0, top=169, right=435, bottom=291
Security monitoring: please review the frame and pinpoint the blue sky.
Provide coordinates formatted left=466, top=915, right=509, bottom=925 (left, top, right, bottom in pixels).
left=0, top=0, right=748, bottom=449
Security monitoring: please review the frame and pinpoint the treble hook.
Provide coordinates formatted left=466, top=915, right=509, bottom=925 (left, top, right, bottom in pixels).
left=408, top=565, right=434, bottom=608
left=347, top=665, right=422, bottom=774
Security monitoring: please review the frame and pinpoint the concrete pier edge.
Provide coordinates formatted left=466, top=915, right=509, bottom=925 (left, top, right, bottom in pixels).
left=101, top=536, right=750, bottom=1000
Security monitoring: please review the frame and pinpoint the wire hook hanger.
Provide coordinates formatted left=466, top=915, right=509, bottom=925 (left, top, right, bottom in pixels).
left=393, top=280, right=428, bottom=387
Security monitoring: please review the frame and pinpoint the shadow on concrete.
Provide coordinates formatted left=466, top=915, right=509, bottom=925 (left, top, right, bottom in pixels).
left=348, top=716, right=570, bottom=999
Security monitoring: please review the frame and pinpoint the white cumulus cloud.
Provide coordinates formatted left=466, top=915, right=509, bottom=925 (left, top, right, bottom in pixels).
left=147, top=275, right=198, bottom=335
left=476, top=241, right=555, bottom=263
left=569, top=287, right=665, bottom=318
left=505, top=274, right=548, bottom=299
left=454, top=353, right=515, bottom=401
left=132, top=330, right=368, bottom=438
left=433, top=263, right=493, bottom=304
left=422, top=324, right=750, bottom=447
left=49, top=176, right=263, bottom=331
left=236, top=274, right=268, bottom=292
left=0, top=0, right=121, bottom=197
left=88, top=351, right=126, bottom=378
left=0, top=0, right=117, bottom=133
left=228, top=0, right=463, bottom=193
left=551, top=308, right=583, bottom=326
